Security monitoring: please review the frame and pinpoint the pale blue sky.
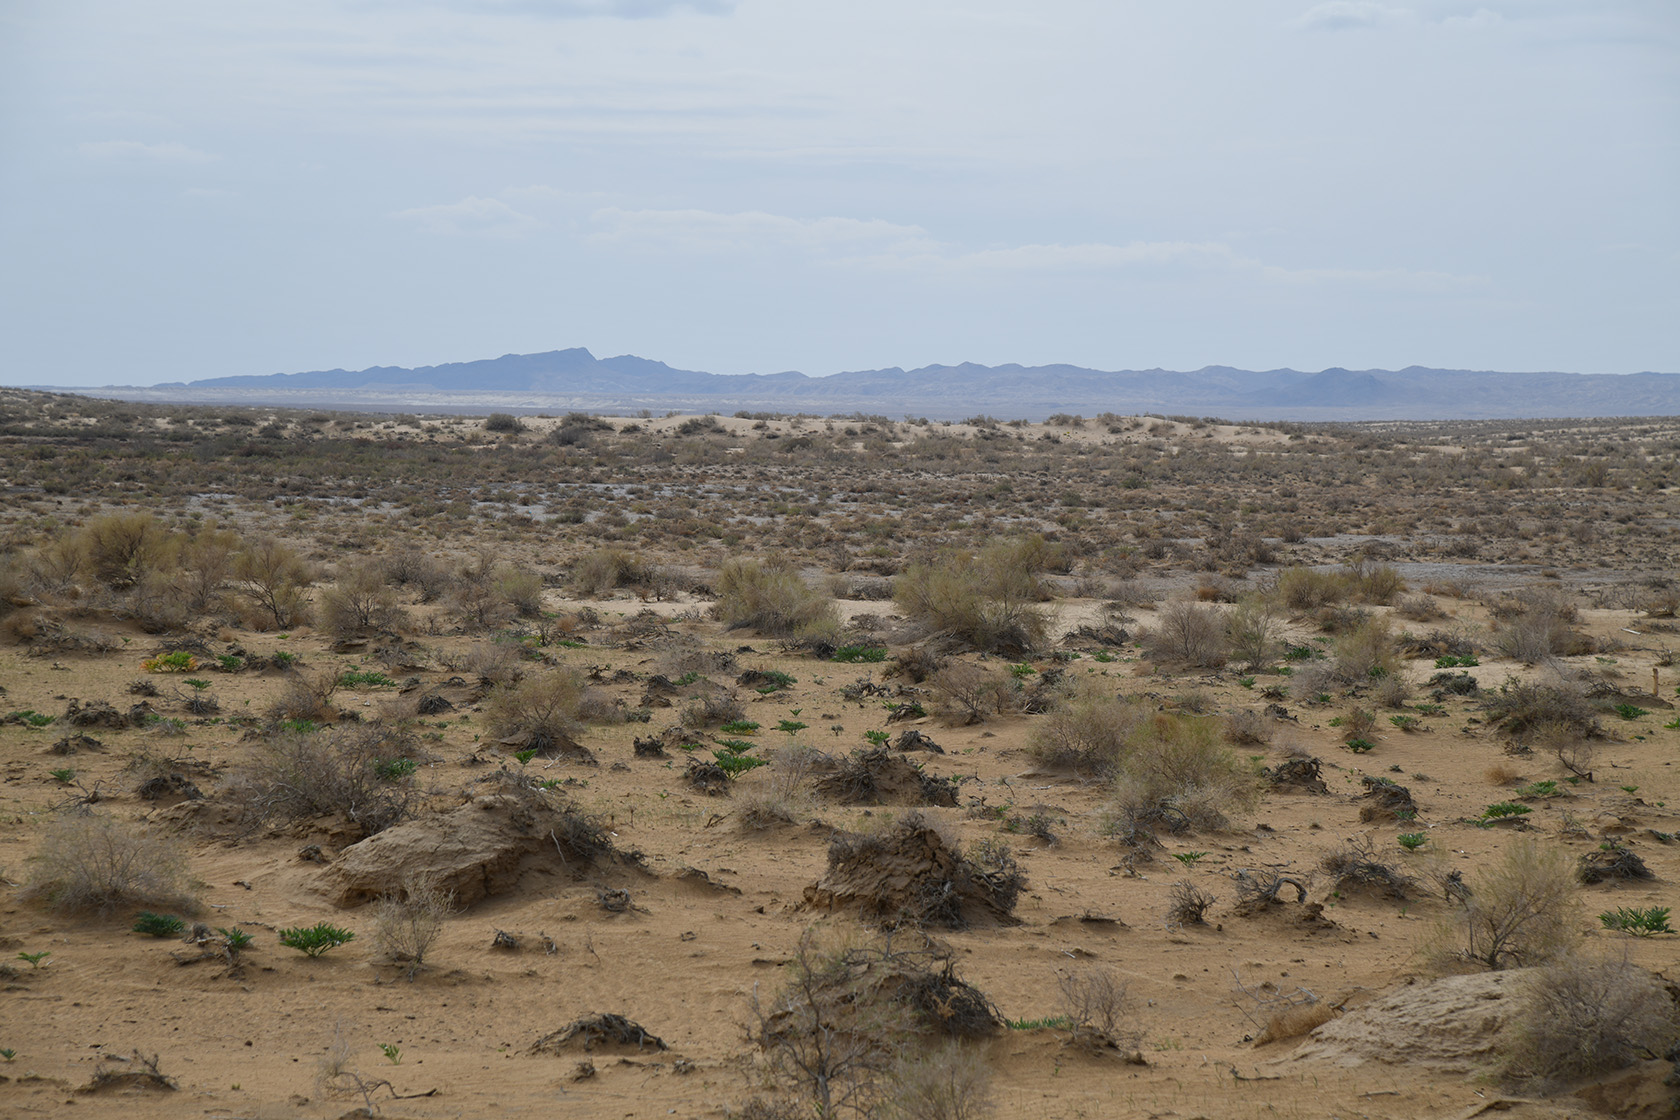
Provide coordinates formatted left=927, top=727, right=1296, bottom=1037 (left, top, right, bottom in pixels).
left=2, top=0, right=1675, bottom=386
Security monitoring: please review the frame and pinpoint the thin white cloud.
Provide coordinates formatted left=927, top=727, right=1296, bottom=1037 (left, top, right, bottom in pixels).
left=415, top=0, right=734, bottom=17
left=393, top=195, right=542, bottom=237
left=1291, top=2, right=1411, bottom=31
left=588, top=207, right=937, bottom=255
left=78, top=140, right=218, bottom=164
left=586, top=206, right=1487, bottom=294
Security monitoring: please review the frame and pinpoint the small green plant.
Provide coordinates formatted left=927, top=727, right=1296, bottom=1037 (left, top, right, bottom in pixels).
left=48, top=768, right=76, bottom=784
left=1388, top=715, right=1422, bottom=732
left=337, top=670, right=397, bottom=689
left=17, top=951, right=50, bottom=969
left=276, top=717, right=319, bottom=734
left=1006, top=1015, right=1075, bottom=1031
left=277, top=923, right=355, bottom=958
left=1171, top=851, right=1209, bottom=866
left=0, top=1048, right=14, bottom=1061
left=1599, top=906, right=1672, bottom=937
left=831, top=645, right=887, bottom=663
left=374, top=757, right=418, bottom=781
left=1516, top=779, right=1561, bottom=800
left=776, top=720, right=808, bottom=736
left=1620, top=785, right=1639, bottom=794
left=219, top=927, right=253, bottom=953
left=1663, top=717, right=1680, bottom=729
left=863, top=729, right=890, bottom=747
left=673, top=670, right=702, bottom=687
left=133, top=912, right=185, bottom=937
left=216, top=654, right=243, bottom=672
left=1009, top=662, right=1037, bottom=678
left=1092, top=650, right=1115, bottom=663
left=514, top=748, right=538, bottom=766
left=1343, top=738, right=1374, bottom=753
left=1613, top=704, right=1649, bottom=721
left=713, top=751, right=769, bottom=778
left=1479, top=801, right=1532, bottom=826
left=379, top=1042, right=402, bottom=1065
left=719, top=719, right=759, bottom=735
left=272, top=650, right=297, bottom=668
left=8, top=710, right=55, bottom=728
left=1237, top=676, right=1255, bottom=690
left=1434, top=654, right=1479, bottom=668
left=1397, top=832, right=1427, bottom=851
left=754, top=670, right=797, bottom=693
left=1414, top=703, right=1445, bottom=716
left=183, top=678, right=211, bottom=690
left=142, top=650, right=198, bottom=673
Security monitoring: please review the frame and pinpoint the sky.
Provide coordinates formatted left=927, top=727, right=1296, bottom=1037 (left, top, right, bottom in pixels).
left=1, top=0, right=1676, bottom=387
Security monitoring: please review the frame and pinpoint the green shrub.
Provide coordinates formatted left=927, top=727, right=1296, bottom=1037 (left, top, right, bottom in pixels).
left=338, top=670, right=397, bottom=689
left=132, top=911, right=186, bottom=937
left=1599, top=905, right=1672, bottom=937
left=831, top=645, right=888, bottom=663
left=1479, top=801, right=1532, bottom=825
left=278, top=922, right=356, bottom=957
left=1397, top=833, right=1427, bottom=851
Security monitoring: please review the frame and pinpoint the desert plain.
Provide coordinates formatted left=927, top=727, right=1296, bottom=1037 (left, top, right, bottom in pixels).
left=0, top=390, right=1677, bottom=1120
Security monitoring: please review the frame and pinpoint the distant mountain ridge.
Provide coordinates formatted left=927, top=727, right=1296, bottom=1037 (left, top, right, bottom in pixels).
left=120, top=348, right=1680, bottom=420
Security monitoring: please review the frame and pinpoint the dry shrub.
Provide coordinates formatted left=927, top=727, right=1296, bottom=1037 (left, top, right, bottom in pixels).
left=1166, top=880, right=1216, bottom=925
left=883, top=1042, right=994, bottom=1120
left=1255, top=1002, right=1336, bottom=1045
left=384, top=548, right=451, bottom=602
left=893, top=537, right=1052, bottom=656
left=713, top=559, right=839, bottom=639
left=80, top=511, right=176, bottom=589
left=267, top=671, right=339, bottom=723
left=571, top=548, right=652, bottom=597
left=1143, top=601, right=1227, bottom=669
left=931, top=662, right=1014, bottom=726
left=1030, top=684, right=1147, bottom=775
left=1110, top=712, right=1262, bottom=832
left=1490, top=587, right=1593, bottom=662
left=1498, top=956, right=1678, bottom=1086
left=232, top=537, right=313, bottom=629
left=319, top=561, right=407, bottom=640
left=464, top=640, right=524, bottom=686
left=23, top=813, right=198, bottom=915
left=1320, top=835, right=1415, bottom=899
left=1450, top=839, right=1579, bottom=970
left=892, top=645, right=948, bottom=683
left=1056, top=967, right=1139, bottom=1047
left=492, top=565, right=544, bottom=617
left=230, top=724, right=420, bottom=838
left=1483, top=678, right=1602, bottom=744
left=483, top=670, right=585, bottom=754
left=373, top=876, right=455, bottom=978
left=680, top=687, right=745, bottom=730
left=1395, top=593, right=1447, bottom=622
left=1221, top=708, right=1272, bottom=745
left=1484, top=763, right=1524, bottom=786
left=1225, top=599, right=1280, bottom=668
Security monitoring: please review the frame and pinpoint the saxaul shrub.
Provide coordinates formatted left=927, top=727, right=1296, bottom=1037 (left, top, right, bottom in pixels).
left=713, top=558, right=839, bottom=640
left=22, top=814, right=198, bottom=915
left=893, top=537, right=1053, bottom=656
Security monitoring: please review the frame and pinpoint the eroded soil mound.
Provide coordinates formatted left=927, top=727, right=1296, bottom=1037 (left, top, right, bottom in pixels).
left=326, top=790, right=636, bottom=906
left=1289, top=971, right=1520, bottom=1073
left=814, top=748, right=959, bottom=806
left=803, top=812, right=1021, bottom=928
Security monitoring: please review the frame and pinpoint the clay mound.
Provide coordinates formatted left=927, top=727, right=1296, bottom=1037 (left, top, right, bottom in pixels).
left=530, top=1014, right=666, bottom=1055
left=63, top=699, right=138, bottom=730
left=803, top=812, right=1021, bottom=929
left=1289, top=971, right=1521, bottom=1073
left=326, top=792, right=639, bottom=907
left=814, top=748, right=959, bottom=807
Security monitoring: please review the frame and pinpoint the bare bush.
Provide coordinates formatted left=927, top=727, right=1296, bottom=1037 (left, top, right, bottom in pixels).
left=1056, top=967, right=1139, bottom=1046
left=373, top=876, right=455, bottom=979
left=483, top=670, right=585, bottom=755
left=230, top=723, right=420, bottom=838
left=883, top=1042, right=994, bottom=1120
left=233, top=537, right=313, bottom=629
left=1320, top=835, right=1415, bottom=899
left=1143, top=601, right=1227, bottom=668
left=1221, top=708, right=1272, bottom=745
left=1498, top=955, right=1678, bottom=1086
left=319, top=561, right=407, bottom=640
left=1225, top=598, right=1280, bottom=668
left=931, top=662, right=1014, bottom=726
left=1030, top=685, right=1146, bottom=775
left=572, top=548, right=653, bottom=597
left=1166, top=881, right=1216, bottom=925
left=267, top=671, right=340, bottom=723
left=1452, top=839, right=1578, bottom=970
left=23, top=813, right=198, bottom=915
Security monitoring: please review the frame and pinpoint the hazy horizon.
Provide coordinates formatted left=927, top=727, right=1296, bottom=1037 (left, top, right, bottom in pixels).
left=3, top=1, right=1676, bottom=389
